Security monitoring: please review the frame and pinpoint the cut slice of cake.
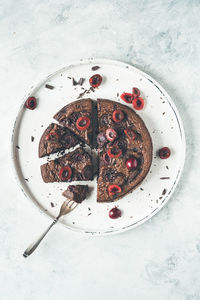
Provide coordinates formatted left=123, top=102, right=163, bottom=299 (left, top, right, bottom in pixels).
left=53, top=99, right=93, bottom=146
left=62, top=185, right=89, bottom=203
left=40, top=147, right=93, bottom=183
left=97, top=99, right=152, bottom=202
left=38, top=123, right=80, bottom=158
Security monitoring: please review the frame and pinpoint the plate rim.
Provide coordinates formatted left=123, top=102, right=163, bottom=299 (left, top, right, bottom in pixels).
left=10, top=58, right=186, bottom=235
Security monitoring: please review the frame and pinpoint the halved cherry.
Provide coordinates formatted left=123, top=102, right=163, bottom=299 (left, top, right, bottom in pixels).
left=124, top=129, right=137, bottom=141
left=76, top=117, right=91, bottom=130
left=106, top=128, right=117, bottom=142
left=107, top=146, right=122, bottom=158
left=132, top=97, right=144, bottom=110
left=158, top=147, right=171, bottom=159
left=59, top=165, right=72, bottom=181
left=108, top=185, right=122, bottom=196
left=120, top=92, right=132, bottom=103
left=109, top=207, right=122, bottom=219
left=45, top=131, right=59, bottom=141
left=89, top=74, right=102, bottom=88
left=112, top=110, right=124, bottom=122
left=132, top=87, right=140, bottom=98
left=25, top=97, right=37, bottom=110
left=126, top=157, right=138, bottom=170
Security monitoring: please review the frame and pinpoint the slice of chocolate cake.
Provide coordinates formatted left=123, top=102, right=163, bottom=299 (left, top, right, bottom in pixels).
left=53, top=99, right=93, bottom=146
left=40, top=147, right=93, bottom=183
left=97, top=99, right=152, bottom=202
left=39, top=123, right=80, bottom=158
left=62, top=185, right=89, bottom=203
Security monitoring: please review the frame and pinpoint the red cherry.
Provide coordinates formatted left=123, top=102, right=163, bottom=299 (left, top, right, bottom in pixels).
left=126, top=157, right=138, bottom=170
left=76, top=117, right=91, bottom=131
left=120, top=92, right=133, bottom=103
left=132, top=87, right=140, bottom=98
left=112, top=110, right=124, bottom=122
left=108, top=184, right=122, bottom=196
left=89, top=74, right=102, bottom=88
left=25, top=97, right=37, bottom=110
left=59, top=165, right=72, bottom=181
left=106, top=128, right=117, bottom=142
left=107, top=146, right=122, bottom=158
left=159, top=147, right=171, bottom=159
left=109, top=207, right=122, bottom=219
left=132, top=97, right=144, bottom=110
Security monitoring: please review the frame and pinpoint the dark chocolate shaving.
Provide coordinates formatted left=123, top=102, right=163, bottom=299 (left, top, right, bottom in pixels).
left=31, top=136, right=34, bottom=142
left=91, top=66, right=100, bottom=71
left=160, top=177, right=170, bottom=180
left=50, top=202, right=55, bottom=207
left=16, top=145, right=20, bottom=149
left=162, top=188, right=167, bottom=195
left=45, top=84, right=54, bottom=90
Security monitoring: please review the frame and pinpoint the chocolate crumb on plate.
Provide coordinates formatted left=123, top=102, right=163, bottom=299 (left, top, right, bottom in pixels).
left=50, top=202, right=55, bottom=207
left=16, top=145, right=20, bottom=149
left=160, top=177, right=170, bottom=180
left=162, top=112, right=165, bottom=115
left=88, top=213, right=92, bottom=216
left=31, top=136, right=34, bottom=142
left=45, top=84, right=54, bottom=90
left=24, top=178, right=29, bottom=182
left=166, top=165, right=169, bottom=170
left=91, top=66, right=100, bottom=71
left=140, top=188, right=144, bottom=191
left=162, top=188, right=167, bottom=195
left=67, top=76, right=71, bottom=79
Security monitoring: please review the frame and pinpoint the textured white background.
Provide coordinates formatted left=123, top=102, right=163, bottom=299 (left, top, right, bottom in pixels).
left=1, top=0, right=200, bottom=299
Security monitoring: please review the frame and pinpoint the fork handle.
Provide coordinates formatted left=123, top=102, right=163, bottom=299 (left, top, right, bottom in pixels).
left=23, top=218, right=59, bottom=258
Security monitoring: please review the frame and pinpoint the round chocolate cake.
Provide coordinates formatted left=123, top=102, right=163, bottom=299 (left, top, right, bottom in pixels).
left=39, top=98, right=152, bottom=202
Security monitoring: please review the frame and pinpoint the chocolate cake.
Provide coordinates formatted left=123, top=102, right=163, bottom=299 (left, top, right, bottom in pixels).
left=97, top=99, right=152, bottom=202
left=38, top=123, right=80, bottom=158
left=40, top=147, right=93, bottom=183
left=62, top=185, right=89, bottom=203
left=53, top=99, right=93, bottom=146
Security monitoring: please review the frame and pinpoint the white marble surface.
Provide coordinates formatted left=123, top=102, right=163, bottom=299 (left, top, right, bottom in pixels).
left=1, top=0, right=200, bottom=299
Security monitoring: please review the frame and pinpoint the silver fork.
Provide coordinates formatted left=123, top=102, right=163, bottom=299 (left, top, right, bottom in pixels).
left=23, top=200, right=77, bottom=258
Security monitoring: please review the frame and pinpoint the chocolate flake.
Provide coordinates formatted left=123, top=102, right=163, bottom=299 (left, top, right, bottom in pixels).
left=88, top=213, right=92, bottom=216
left=16, top=145, right=20, bottom=149
left=162, top=112, right=165, bottom=115
left=31, top=136, right=34, bottom=142
left=117, top=93, right=119, bottom=97
left=140, top=187, right=144, bottom=191
left=45, top=84, right=54, bottom=90
left=162, top=188, right=167, bottom=195
left=72, top=222, right=75, bottom=224
left=72, top=78, right=78, bottom=85
left=91, top=66, right=100, bottom=71
left=50, top=202, right=55, bottom=207
left=160, top=177, right=170, bottom=180
left=67, top=76, right=71, bottom=79
left=72, top=77, right=85, bottom=86
left=24, top=178, right=29, bottom=182
left=88, top=207, right=91, bottom=211
left=166, top=165, right=169, bottom=170
left=78, top=78, right=85, bottom=86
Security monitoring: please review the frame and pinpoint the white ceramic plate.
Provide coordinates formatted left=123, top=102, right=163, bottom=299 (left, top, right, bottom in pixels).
left=11, top=59, right=185, bottom=235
